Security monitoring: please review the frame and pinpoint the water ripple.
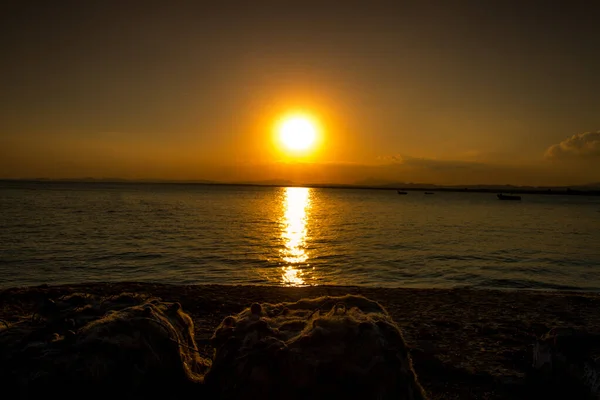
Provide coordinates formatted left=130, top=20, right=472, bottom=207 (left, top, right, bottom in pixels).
left=1, top=182, right=599, bottom=290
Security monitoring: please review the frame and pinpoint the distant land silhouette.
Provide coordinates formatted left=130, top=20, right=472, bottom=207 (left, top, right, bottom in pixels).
left=2, top=178, right=600, bottom=195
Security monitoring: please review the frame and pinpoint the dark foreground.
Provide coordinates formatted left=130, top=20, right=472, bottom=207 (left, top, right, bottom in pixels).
left=1, top=283, right=599, bottom=399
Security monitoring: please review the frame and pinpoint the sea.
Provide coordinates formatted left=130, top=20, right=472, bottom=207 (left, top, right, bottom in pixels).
left=1, top=181, right=599, bottom=291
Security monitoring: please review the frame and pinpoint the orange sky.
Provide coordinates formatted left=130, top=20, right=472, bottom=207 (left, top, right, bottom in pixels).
left=1, top=1, right=599, bottom=185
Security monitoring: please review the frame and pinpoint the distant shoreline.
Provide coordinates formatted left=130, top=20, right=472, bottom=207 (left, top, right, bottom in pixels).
left=2, top=178, right=600, bottom=196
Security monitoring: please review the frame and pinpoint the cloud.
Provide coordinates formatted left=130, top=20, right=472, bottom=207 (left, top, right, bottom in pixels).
left=377, top=154, right=486, bottom=170
left=545, top=131, right=600, bottom=159
left=370, top=154, right=593, bottom=186
left=402, top=157, right=487, bottom=171
left=377, top=154, right=404, bottom=163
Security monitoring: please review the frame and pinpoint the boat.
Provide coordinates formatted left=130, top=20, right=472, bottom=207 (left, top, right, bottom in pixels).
left=497, top=193, right=521, bottom=201
left=397, top=190, right=408, bottom=195
left=424, top=192, right=434, bottom=195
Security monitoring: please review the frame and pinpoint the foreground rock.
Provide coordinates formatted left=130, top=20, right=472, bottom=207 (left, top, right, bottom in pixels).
left=3, top=283, right=600, bottom=399
left=532, top=328, right=600, bottom=399
left=206, top=294, right=427, bottom=399
left=0, top=293, right=209, bottom=399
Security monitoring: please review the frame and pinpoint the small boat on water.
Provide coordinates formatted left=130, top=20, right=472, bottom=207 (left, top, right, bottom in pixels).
left=424, top=192, right=434, bottom=195
left=397, top=190, right=408, bottom=195
left=497, top=193, right=521, bottom=201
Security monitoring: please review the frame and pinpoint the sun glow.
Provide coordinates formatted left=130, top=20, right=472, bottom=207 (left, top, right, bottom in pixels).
left=277, top=115, right=317, bottom=152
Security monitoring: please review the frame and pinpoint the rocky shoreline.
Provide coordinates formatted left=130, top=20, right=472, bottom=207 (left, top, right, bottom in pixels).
left=1, top=283, right=599, bottom=399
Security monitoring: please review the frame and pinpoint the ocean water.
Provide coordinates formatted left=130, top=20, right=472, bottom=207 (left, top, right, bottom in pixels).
left=1, top=181, right=599, bottom=291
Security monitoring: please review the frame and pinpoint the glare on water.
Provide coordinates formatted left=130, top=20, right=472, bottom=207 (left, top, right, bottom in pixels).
left=279, top=187, right=311, bottom=286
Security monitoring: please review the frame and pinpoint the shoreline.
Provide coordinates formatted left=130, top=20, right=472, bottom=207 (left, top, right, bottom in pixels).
left=3, top=281, right=599, bottom=294
left=2, top=282, right=600, bottom=399
left=3, top=179, right=600, bottom=196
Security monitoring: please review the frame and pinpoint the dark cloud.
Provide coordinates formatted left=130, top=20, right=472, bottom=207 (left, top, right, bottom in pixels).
left=545, top=131, right=600, bottom=159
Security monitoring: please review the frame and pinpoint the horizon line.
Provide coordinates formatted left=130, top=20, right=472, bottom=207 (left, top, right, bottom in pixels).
left=1, top=177, right=599, bottom=193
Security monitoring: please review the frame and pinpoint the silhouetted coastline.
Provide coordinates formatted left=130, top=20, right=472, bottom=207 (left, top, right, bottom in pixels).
left=2, top=179, right=600, bottom=196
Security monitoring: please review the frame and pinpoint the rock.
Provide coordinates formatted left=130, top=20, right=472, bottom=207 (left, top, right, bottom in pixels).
left=532, top=327, right=600, bottom=399
left=0, top=293, right=209, bottom=399
left=206, top=294, right=427, bottom=400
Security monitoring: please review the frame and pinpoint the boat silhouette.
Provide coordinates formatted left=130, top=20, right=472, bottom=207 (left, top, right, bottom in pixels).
left=497, top=193, right=521, bottom=201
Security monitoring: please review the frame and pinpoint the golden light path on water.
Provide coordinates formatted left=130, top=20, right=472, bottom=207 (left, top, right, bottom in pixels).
left=280, top=187, right=311, bottom=286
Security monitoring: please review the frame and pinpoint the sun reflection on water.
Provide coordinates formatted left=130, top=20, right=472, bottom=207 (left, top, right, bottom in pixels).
left=280, top=187, right=311, bottom=286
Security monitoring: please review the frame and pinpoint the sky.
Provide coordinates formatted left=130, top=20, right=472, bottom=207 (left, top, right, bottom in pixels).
left=1, top=0, right=599, bottom=186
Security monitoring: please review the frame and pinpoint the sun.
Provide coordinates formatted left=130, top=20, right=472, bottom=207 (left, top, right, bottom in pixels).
left=278, top=116, right=317, bottom=151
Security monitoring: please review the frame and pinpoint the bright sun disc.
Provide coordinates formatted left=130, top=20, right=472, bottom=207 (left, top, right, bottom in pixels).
left=279, top=117, right=317, bottom=151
